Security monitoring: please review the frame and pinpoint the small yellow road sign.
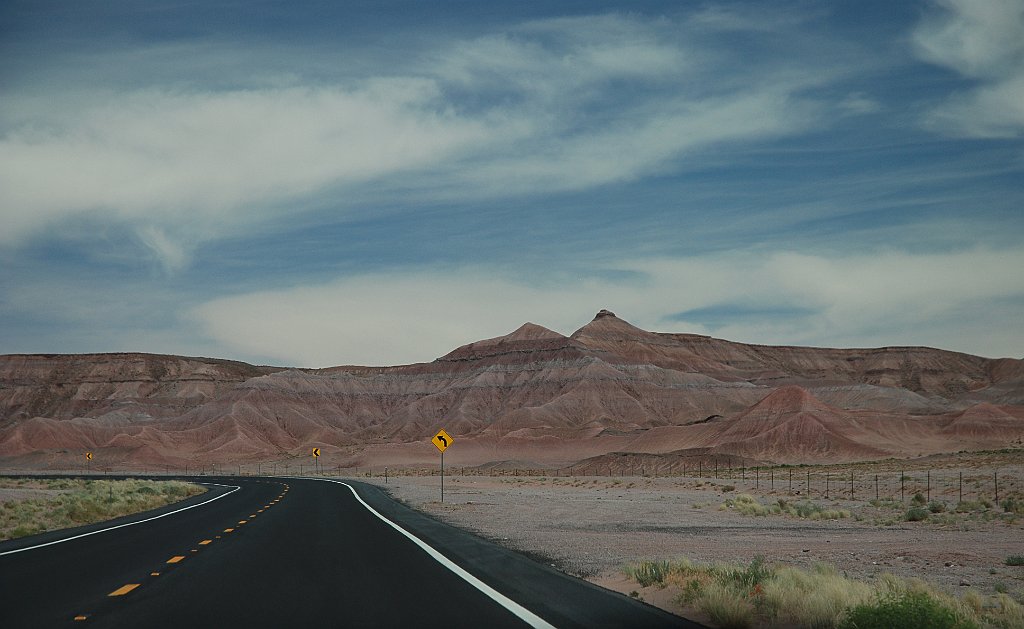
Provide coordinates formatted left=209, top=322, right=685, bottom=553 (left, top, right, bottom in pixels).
left=432, top=429, right=453, bottom=453
left=312, top=447, right=320, bottom=458
left=86, top=452, right=93, bottom=461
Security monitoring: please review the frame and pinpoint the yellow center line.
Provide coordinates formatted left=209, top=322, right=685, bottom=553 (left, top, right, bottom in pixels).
left=109, top=583, right=140, bottom=596
left=74, top=615, right=88, bottom=621
left=238, top=520, right=247, bottom=524
left=199, top=539, right=212, bottom=545
left=249, top=514, right=256, bottom=517
left=224, top=528, right=234, bottom=533
left=167, top=556, right=185, bottom=564
left=151, top=572, right=160, bottom=576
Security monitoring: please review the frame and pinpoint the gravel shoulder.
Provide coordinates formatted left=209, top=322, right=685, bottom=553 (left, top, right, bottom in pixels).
left=362, top=474, right=1024, bottom=619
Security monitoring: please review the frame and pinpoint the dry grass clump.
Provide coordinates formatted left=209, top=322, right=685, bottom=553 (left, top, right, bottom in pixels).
left=719, top=495, right=851, bottom=520
left=622, top=556, right=1024, bottom=628
left=0, top=478, right=205, bottom=540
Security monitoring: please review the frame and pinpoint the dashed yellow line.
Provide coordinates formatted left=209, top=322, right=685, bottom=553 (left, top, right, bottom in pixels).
left=223, top=528, right=234, bottom=533
left=167, top=556, right=185, bottom=564
left=199, top=539, right=212, bottom=545
left=74, top=615, right=88, bottom=621
left=238, top=520, right=247, bottom=525
left=109, top=583, right=140, bottom=596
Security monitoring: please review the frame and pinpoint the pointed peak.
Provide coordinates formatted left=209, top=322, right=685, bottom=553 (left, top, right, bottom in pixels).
left=571, top=309, right=651, bottom=340
left=752, top=386, right=828, bottom=412
left=506, top=322, right=566, bottom=342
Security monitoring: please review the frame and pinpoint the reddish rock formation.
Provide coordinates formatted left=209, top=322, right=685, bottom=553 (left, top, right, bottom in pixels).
left=1, top=311, right=1022, bottom=468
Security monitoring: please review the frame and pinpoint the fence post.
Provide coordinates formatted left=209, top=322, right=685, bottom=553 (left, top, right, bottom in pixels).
left=755, top=467, right=759, bottom=490
left=875, top=474, right=878, bottom=501
left=901, top=471, right=905, bottom=502
left=959, top=471, right=963, bottom=503
left=826, top=472, right=830, bottom=499
left=789, top=468, right=793, bottom=494
left=771, top=467, right=774, bottom=490
left=927, top=470, right=931, bottom=503
left=995, top=470, right=999, bottom=504
left=850, top=470, right=854, bottom=501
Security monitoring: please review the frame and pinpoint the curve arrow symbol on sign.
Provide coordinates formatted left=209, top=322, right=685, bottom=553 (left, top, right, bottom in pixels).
left=438, top=435, right=448, bottom=447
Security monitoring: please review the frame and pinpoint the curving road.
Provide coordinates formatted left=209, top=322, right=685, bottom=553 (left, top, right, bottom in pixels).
left=0, top=476, right=701, bottom=628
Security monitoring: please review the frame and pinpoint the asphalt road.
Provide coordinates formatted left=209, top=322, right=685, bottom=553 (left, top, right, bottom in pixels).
left=0, top=476, right=703, bottom=628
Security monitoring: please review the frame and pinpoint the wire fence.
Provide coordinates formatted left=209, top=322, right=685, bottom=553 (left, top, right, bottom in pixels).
left=6, top=459, right=1022, bottom=506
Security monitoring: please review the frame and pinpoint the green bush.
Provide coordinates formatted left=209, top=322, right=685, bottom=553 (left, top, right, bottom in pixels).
left=1001, top=498, right=1024, bottom=514
left=839, top=590, right=976, bottom=629
left=1006, top=555, right=1024, bottom=567
left=928, top=501, right=946, bottom=513
left=624, top=561, right=672, bottom=587
left=905, top=507, right=930, bottom=522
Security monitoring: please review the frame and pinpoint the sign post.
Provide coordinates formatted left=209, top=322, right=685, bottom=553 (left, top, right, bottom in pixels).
left=431, top=429, right=453, bottom=503
left=312, top=447, right=321, bottom=475
left=85, top=452, right=93, bottom=475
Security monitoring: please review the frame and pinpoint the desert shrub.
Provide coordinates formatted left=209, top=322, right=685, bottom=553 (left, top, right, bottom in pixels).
left=10, top=524, right=44, bottom=539
left=717, top=556, right=773, bottom=590
left=905, top=507, right=930, bottom=522
left=912, top=492, right=927, bottom=506
left=721, top=485, right=736, bottom=493
left=645, top=555, right=1022, bottom=629
left=956, top=501, right=986, bottom=513
left=700, top=581, right=756, bottom=629
left=1001, top=498, right=1024, bottom=514
left=1006, top=555, right=1024, bottom=567
left=624, top=561, right=673, bottom=587
left=722, top=495, right=772, bottom=517
left=839, top=590, right=976, bottom=629
left=1, top=479, right=204, bottom=541
left=763, top=563, right=874, bottom=628
left=929, top=501, right=946, bottom=513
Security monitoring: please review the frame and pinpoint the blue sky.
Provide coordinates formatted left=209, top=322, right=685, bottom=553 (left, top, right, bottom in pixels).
left=1, top=0, right=1022, bottom=367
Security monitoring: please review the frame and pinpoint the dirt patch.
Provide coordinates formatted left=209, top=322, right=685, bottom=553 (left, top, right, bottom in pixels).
left=364, top=472, right=1024, bottom=620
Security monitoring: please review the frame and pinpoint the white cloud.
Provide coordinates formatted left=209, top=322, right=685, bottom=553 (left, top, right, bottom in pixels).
left=0, top=12, right=837, bottom=268
left=191, top=248, right=1024, bottom=367
left=0, top=81, right=495, bottom=250
left=913, top=0, right=1024, bottom=137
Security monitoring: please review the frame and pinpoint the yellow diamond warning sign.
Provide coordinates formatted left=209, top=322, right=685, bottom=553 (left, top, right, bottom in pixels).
left=432, top=429, right=453, bottom=453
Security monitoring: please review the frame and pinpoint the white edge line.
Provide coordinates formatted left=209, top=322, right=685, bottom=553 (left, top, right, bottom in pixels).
left=313, top=477, right=557, bottom=629
left=0, top=482, right=241, bottom=556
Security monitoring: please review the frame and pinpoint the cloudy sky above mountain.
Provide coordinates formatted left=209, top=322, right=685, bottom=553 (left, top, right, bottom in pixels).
left=1, top=0, right=1022, bottom=366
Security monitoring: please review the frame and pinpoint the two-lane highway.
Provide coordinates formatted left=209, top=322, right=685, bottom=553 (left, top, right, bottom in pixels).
left=0, top=476, right=701, bottom=628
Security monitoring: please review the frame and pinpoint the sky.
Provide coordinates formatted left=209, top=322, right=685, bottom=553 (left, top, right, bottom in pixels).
left=1, top=0, right=1022, bottom=367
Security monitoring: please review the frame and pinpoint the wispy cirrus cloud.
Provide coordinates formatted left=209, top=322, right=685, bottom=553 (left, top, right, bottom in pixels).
left=913, top=0, right=1024, bottom=137
left=0, top=11, right=852, bottom=270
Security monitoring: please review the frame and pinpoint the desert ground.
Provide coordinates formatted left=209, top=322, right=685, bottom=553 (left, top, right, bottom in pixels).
left=361, top=453, right=1024, bottom=621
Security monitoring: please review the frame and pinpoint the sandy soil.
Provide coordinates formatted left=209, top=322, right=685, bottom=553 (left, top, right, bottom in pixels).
left=361, top=473, right=1024, bottom=620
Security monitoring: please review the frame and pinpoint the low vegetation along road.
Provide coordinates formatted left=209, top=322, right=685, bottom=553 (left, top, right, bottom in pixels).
left=0, top=476, right=697, bottom=628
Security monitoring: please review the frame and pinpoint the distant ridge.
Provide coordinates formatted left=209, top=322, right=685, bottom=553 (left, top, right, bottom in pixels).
left=1, top=310, right=1022, bottom=468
